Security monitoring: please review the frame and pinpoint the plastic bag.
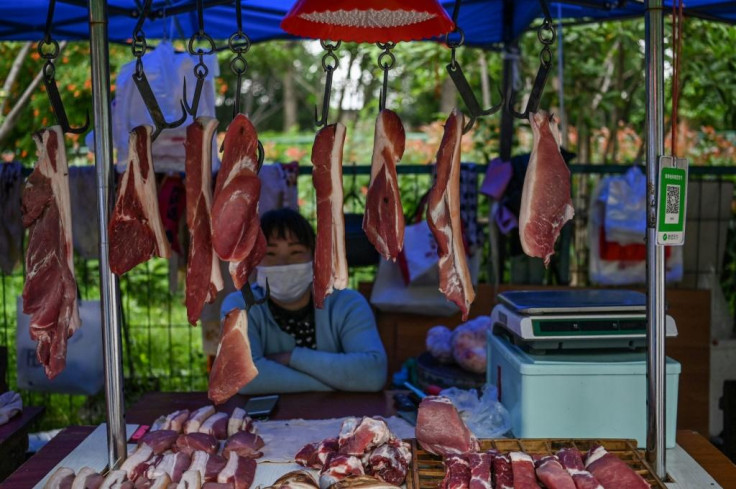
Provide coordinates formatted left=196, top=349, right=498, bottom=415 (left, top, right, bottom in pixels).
left=451, top=316, right=492, bottom=373
left=426, top=325, right=453, bottom=364
left=440, top=384, right=511, bottom=438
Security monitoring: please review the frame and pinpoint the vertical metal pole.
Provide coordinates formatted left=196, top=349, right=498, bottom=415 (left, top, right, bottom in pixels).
left=88, top=0, right=127, bottom=468
left=645, top=0, right=667, bottom=479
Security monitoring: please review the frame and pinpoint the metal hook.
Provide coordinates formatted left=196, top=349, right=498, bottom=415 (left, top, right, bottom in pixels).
left=506, top=57, right=552, bottom=120
left=42, top=62, right=89, bottom=135
left=446, top=62, right=502, bottom=133
left=241, top=279, right=269, bottom=310
left=314, top=66, right=334, bottom=128
left=133, top=68, right=187, bottom=141
left=182, top=66, right=208, bottom=118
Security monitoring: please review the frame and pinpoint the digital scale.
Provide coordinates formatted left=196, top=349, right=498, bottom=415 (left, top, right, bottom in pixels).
left=491, top=289, right=678, bottom=350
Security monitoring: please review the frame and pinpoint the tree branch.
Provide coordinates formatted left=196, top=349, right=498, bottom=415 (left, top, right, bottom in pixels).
left=0, top=42, right=32, bottom=116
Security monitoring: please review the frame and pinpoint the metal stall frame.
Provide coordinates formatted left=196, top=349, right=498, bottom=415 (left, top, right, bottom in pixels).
left=81, top=0, right=671, bottom=475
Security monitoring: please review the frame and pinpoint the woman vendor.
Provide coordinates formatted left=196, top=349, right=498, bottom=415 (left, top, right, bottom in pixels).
left=220, top=208, right=388, bottom=394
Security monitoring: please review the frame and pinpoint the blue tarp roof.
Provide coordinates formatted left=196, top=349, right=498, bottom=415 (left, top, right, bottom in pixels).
left=1, top=1, right=734, bottom=46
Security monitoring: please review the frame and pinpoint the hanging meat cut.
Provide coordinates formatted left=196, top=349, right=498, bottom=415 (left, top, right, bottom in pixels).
left=363, top=109, right=405, bottom=261
left=208, top=308, right=259, bottom=404
left=211, top=114, right=267, bottom=290
left=518, top=111, right=574, bottom=267
left=311, top=123, right=348, bottom=308
left=21, top=126, right=81, bottom=379
left=426, top=109, right=475, bottom=320
left=185, top=117, right=224, bottom=325
left=109, top=125, right=171, bottom=275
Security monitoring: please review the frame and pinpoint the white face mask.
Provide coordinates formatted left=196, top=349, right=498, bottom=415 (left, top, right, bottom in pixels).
left=256, top=261, right=313, bottom=303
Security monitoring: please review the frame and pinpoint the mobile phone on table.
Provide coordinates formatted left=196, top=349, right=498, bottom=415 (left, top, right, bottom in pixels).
left=245, top=394, right=279, bottom=418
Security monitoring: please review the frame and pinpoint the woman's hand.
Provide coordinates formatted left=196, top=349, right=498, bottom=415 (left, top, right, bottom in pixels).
left=266, top=351, right=292, bottom=366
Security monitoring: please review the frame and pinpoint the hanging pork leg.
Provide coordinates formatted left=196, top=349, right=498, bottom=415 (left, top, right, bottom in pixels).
left=208, top=309, right=258, bottom=404
left=21, top=126, right=81, bottom=379
left=312, top=123, right=348, bottom=308
left=211, top=114, right=267, bottom=290
left=185, top=117, right=224, bottom=325
left=109, top=125, right=172, bottom=275
left=426, top=109, right=475, bottom=320
left=363, top=109, right=406, bottom=261
left=518, top=111, right=574, bottom=267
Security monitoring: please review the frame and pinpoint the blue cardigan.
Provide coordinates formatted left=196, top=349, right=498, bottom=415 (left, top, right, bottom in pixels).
left=220, top=286, right=388, bottom=394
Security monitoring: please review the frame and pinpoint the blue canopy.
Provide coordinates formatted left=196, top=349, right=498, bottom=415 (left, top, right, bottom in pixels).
left=1, top=1, right=733, bottom=47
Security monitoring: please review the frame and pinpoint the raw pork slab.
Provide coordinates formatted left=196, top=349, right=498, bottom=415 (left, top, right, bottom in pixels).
left=518, top=111, right=574, bottom=267
left=585, top=445, right=650, bottom=489
left=363, top=109, right=405, bottom=261
left=212, top=114, right=266, bottom=289
left=109, top=125, right=171, bottom=275
left=311, top=123, right=348, bottom=308
left=21, top=126, right=81, bottom=379
left=415, top=396, right=478, bottom=457
left=184, top=117, right=224, bottom=325
left=208, top=309, right=259, bottom=404
left=426, top=109, right=475, bottom=320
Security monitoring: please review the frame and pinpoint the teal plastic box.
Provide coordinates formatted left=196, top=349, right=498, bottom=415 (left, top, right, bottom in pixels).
left=487, top=332, right=680, bottom=448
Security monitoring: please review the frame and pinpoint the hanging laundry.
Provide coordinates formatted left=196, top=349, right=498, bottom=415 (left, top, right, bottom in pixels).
left=0, top=161, right=23, bottom=274
left=68, top=166, right=100, bottom=260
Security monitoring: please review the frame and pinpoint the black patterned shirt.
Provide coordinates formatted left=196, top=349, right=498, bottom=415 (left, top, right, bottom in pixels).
left=267, top=297, right=317, bottom=349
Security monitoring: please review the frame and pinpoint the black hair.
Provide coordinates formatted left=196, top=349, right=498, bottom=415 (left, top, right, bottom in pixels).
left=260, top=208, right=315, bottom=252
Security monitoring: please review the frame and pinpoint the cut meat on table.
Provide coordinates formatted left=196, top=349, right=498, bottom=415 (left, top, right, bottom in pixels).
left=584, top=445, right=650, bottom=489
left=535, top=456, right=575, bottom=489
left=71, top=466, right=104, bottom=489
left=363, top=109, right=405, bottom=261
left=320, top=454, right=365, bottom=489
left=426, top=109, right=475, bottom=320
left=140, top=430, right=179, bottom=454
left=109, top=125, right=171, bottom=275
left=492, top=454, right=513, bottom=489
left=100, top=469, right=129, bottom=489
left=184, top=117, right=224, bottom=325
left=176, top=433, right=218, bottom=456
left=21, top=126, right=80, bottom=380
left=211, top=114, right=266, bottom=289
left=147, top=452, right=192, bottom=483
left=467, top=452, right=492, bottom=489
left=200, top=412, right=228, bottom=439
left=311, top=123, right=348, bottom=308
left=365, top=438, right=411, bottom=486
left=565, top=470, right=604, bottom=489
left=223, top=430, right=265, bottom=459
left=415, top=396, right=479, bottom=457
left=185, top=406, right=216, bottom=434
left=509, top=452, right=540, bottom=489
left=218, top=453, right=257, bottom=489
left=159, top=409, right=190, bottom=433
left=296, top=438, right=338, bottom=470
left=188, top=451, right=210, bottom=483
left=556, top=449, right=584, bottom=471
left=45, top=467, right=75, bottom=489
left=338, top=417, right=391, bottom=456
left=228, top=408, right=249, bottom=437
left=205, top=454, right=228, bottom=482
left=178, top=469, right=202, bottom=489
left=121, top=444, right=154, bottom=480
left=208, top=309, right=259, bottom=405
left=518, top=111, right=574, bottom=267
left=442, top=454, right=470, bottom=489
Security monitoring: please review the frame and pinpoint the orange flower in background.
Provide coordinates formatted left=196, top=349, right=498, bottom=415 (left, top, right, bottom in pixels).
left=219, top=83, right=228, bottom=95
left=285, top=146, right=307, bottom=161
left=31, top=52, right=40, bottom=61
left=67, top=84, right=76, bottom=92
left=84, top=79, right=92, bottom=89
left=263, top=141, right=278, bottom=161
left=21, top=150, right=28, bottom=158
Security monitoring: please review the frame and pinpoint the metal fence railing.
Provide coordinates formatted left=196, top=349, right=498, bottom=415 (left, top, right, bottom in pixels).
left=1, top=163, right=734, bottom=430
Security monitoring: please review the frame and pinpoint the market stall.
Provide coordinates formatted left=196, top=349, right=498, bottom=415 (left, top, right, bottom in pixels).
left=0, top=1, right=734, bottom=488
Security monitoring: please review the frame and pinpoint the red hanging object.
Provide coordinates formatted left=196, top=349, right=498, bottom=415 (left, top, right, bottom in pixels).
left=281, top=0, right=454, bottom=43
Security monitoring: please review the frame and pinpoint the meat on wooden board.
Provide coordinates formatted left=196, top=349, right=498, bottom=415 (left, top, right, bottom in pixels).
left=584, top=445, right=650, bottom=489
left=492, top=453, right=513, bottom=489
left=109, top=125, right=171, bottom=275
left=467, top=452, right=492, bottom=489
left=415, top=395, right=479, bottom=457
left=184, top=117, right=224, bottom=325
left=535, top=456, right=576, bottom=489
left=518, top=111, right=574, bottom=267
left=441, top=454, right=470, bottom=489
left=426, top=109, right=475, bottom=320
left=363, top=109, right=406, bottom=261
left=21, top=126, right=80, bottom=380
left=311, top=123, right=348, bottom=308
left=208, top=308, right=259, bottom=405
left=510, top=452, right=541, bottom=489
left=211, top=114, right=267, bottom=290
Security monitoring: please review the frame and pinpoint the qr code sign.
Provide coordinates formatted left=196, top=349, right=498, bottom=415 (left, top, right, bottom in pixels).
left=665, top=184, right=680, bottom=223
